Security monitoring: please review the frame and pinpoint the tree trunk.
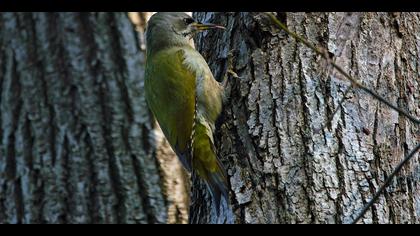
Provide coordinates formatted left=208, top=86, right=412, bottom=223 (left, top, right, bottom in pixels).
left=191, top=12, right=420, bottom=224
left=0, top=12, right=189, bottom=224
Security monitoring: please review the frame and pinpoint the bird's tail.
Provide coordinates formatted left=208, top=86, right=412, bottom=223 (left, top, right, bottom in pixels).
left=192, top=121, right=229, bottom=210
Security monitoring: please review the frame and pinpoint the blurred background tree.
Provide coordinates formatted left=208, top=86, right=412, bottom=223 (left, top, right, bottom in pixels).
left=0, top=12, right=188, bottom=224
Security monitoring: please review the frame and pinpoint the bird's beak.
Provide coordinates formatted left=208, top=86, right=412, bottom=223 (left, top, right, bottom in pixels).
left=191, top=22, right=226, bottom=31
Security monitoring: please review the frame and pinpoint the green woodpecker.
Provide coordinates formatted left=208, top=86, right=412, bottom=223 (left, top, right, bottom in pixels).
left=144, top=12, right=228, bottom=208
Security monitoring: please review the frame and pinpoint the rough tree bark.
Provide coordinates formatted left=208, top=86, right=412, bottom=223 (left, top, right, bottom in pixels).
left=191, top=12, right=420, bottom=224
left=0, top=12, right=188, bottom=224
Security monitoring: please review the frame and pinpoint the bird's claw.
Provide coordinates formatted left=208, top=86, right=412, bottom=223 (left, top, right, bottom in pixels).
left=221, top=50, right=241, bottom=88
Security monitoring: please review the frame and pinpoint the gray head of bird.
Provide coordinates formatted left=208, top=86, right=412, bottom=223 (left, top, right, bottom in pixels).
left=145, top=12, right=225, bottom=56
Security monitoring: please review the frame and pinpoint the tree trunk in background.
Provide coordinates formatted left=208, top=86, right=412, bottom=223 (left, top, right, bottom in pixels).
left=191, top=12, right=420, bottom=224
left=0, top=12, right=189, bottom=224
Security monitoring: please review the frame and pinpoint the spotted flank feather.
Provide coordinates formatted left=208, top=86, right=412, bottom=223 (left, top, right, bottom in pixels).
left=190, top=93, right=198, bottom=156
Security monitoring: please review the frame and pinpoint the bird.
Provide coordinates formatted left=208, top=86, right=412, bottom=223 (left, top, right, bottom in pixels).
left=144, top=12, right=229, bottom=210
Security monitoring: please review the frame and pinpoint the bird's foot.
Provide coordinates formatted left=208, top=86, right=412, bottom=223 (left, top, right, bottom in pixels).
left=221, top=50, right=241, bottom=88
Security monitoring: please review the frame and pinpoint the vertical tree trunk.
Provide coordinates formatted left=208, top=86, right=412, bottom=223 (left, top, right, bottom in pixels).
left=0, top=12, right=188, bottom=224
left=191, top=12, right=420, bottom=224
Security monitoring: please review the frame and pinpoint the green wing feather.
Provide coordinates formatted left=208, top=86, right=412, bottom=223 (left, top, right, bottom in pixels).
left=145, top=48, right=196, bottom=171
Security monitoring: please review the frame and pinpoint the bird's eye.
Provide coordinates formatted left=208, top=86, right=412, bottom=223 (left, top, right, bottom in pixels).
left=183, top=18, right=195, bottom=25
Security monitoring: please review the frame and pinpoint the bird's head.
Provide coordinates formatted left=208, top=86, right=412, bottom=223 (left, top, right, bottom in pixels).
left=145, top=12, right=225, bottom=55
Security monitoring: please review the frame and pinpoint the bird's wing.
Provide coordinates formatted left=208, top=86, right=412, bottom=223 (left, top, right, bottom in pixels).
left=145, top=48, right=196, bottom=171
